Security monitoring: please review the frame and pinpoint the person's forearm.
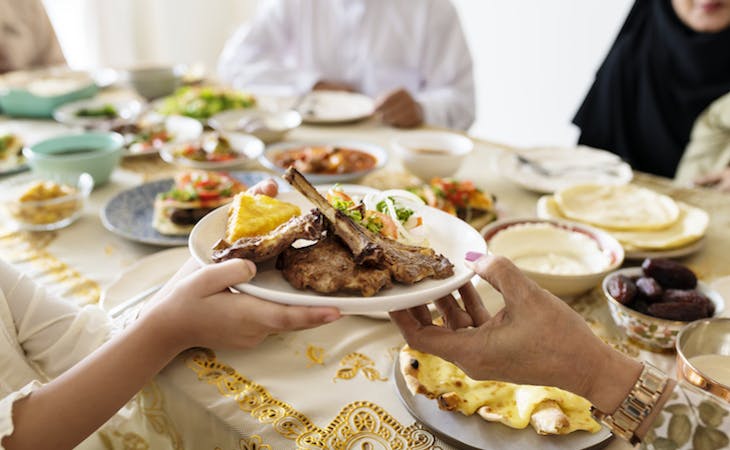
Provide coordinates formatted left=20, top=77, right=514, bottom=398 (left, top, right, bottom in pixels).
left=2, top=313, right=185, bottom=450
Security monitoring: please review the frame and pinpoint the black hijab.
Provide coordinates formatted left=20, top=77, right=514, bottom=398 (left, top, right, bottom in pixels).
left=573, top=0, right=730, bottom=178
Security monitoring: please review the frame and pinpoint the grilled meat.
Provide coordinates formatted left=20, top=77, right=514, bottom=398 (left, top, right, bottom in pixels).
left=276, top=236, right=392, bottom=296
left=211, top=210, right=325, bottom=263
left=283, top=168, right=454, bottom=283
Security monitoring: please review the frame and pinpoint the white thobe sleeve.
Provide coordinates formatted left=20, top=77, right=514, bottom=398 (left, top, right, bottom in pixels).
left=415, top=0, right=476, bottom=131
left=217, top=0, right=320, bottom=96
left=0, top=258, right=112, bottom=379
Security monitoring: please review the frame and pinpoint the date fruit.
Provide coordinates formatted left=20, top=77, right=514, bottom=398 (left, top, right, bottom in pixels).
left=641, top=258, right=697, bottom=290
left=635, top=277, right=663, bottom=300
left=662, top=289, right=714, bottom=317
left=607, top=275, right=637, bottom=305
left=647, top=301, right=708, bottom=321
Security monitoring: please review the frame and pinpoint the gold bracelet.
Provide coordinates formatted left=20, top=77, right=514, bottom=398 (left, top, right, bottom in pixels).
left=591, top=362, right=668, bottom=446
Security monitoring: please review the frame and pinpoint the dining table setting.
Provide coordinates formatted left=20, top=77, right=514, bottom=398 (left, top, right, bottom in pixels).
left=1, top=68, right=730, bottom=450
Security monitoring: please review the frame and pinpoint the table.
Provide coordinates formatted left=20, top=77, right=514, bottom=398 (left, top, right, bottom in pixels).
left=2, top=114, right=730, bottom=450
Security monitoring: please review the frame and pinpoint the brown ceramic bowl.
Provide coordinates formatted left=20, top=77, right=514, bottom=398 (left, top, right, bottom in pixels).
left=676, top=318, right=730, bottom=401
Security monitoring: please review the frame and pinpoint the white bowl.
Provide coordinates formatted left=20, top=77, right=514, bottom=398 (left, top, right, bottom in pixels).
left=209, top=109, right=302, bottom=144
left=391, top=131, right=473, bottom=181
left=481, top=219, right=625, bottom=298
left=123, top=65, right=185, bottom=100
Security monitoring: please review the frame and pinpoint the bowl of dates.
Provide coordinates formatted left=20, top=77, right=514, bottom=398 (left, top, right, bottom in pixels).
left=602, top=258, right=724, bottom=350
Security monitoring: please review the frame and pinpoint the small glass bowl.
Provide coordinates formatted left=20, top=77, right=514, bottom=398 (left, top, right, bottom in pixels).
left=1, top=172, right=93, bottom=231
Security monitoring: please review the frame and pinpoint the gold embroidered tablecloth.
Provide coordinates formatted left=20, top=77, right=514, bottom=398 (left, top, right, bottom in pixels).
left=2, top=112, right=730, bottom=450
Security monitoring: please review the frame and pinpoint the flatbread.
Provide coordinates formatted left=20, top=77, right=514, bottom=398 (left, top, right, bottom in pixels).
left=538, top=196, right=708, bottom=250
left=399, top=346, right=600, bottom=435
left=555, top=184, right=679, bottom=231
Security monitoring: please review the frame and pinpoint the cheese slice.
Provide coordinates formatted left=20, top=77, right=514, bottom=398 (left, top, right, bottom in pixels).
left=555, top=184, right=679, bottom=231
left=225, top=193, right=301, bottom=242
left=399, top=346, right=601, bottom=435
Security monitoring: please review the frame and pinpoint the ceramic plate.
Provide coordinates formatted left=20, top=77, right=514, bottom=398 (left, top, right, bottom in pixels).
left=297, top=91, right=375, bottom=124
left=159, top=132, right=264, bottom=170
left=259, top=140, right=388, bottom=184
left=536, top=195, right=705, bottom=260
left=101, top=171, right=277, bottom=247
left=119, top=114, right=203, bottom=157
left=189, top=186, right=486, bottom=314
left=53, top=97, right=145, bottom=128
left=497, top=146, right=633, bottom=194
left=392, top=355, right=613, bottom=450
left=100, top=246, right=190, bottom=311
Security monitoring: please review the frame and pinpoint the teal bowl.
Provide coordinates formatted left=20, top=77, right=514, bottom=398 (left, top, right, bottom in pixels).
left=23, top=132, right=123, bottom=187
left=0, top=84, right=98, bottom=118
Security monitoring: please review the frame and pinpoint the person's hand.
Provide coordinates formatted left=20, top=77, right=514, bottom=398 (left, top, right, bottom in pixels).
left=144, top=259, right=341, bottom=352
left=374, top=88, right=424, bottom=128
left=389, top=253, right=642, bottom=414
left=312, top=80, right=355, bottom=92
left=247, top=177, right=278, bottom=197
left=694, top=167, right=730, bottom=192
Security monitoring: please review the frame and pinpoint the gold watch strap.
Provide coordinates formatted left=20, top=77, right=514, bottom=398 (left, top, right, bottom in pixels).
left=592, top=362, right=668, bottom=446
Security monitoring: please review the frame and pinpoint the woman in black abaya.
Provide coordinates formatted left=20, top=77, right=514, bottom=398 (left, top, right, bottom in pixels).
left=573, top=0, right=730, bottom=179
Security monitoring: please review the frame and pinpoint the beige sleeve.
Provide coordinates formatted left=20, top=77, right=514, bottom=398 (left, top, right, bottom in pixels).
left=675, top=91, right=730, bottom=184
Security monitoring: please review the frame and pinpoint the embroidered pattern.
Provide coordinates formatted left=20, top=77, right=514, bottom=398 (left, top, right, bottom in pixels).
left=215, top=435, right=273, bottom=450
left=137, top=381, right=184, bottom=450
left=334, top=352, right=388, bottom=382
left=0, top=229, right=100, bottom=304
left=186, top=349, right=443, bottom=450
left=305, top=344, right=326, bottom=367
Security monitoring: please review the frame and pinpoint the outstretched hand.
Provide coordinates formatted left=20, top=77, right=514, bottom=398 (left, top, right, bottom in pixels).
left=389, top=254, right=642, bottom=413
left=694, top=167, right=730, bottom=192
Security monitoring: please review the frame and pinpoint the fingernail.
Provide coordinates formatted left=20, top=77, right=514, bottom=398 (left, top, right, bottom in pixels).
left=323, top=313, right=341, bottom=323
left=465, top=251, right=484, bottom=262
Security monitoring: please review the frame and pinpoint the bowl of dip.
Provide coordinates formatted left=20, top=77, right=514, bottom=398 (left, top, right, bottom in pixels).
left=481, top=218, right=624, bottom=298
left=391, top=131, right=473, bottom=182
left=676, top=318, right=730, bottom=401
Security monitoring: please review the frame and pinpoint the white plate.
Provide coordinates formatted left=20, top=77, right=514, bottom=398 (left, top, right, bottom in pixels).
left=259, top=140, right=388, bottom=184
left=159, top=132, right=264, bottom=170
left=53, top=97, right=145, bottom=127
left=100, top=246, right=189, bottom=312
left=497, top=146, right=633, bottom=194
left=120, top=114, right=203, bottom=157
left=189, top=187, right=486, bottom=314
left=536, top=195, right=705, bottom=260
left=297, top=91, right=375, bottom=124
left=393, top=355, right=612, bottom=450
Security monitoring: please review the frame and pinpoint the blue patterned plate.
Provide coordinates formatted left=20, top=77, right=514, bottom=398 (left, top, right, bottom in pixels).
left=101, top=171, right=281, bottom=246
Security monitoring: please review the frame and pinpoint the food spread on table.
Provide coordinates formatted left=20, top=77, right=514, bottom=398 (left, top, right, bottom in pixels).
left=211, top=168, right=454, bottom=296
left=75, top=103, right=118, bottom=119
left=271, top=145, right=378, bottom=174
left=157, top=86, right=256, bottom=119
left=153, top=170, right=246, bottom=236
left=8, top=180, right=81, bottom=226
left=171, top=133, right=237, bottom=162
left=409, top=178, right=497, bottom=229
left=539, top=184, right=709, bottom=253
left=606, top=258, right=715, bottom=321
left=0, top=133, right=24, bottom=169
left=399, top=345, right=601, bottom=435
left=112, top=121, right=172, bottom=155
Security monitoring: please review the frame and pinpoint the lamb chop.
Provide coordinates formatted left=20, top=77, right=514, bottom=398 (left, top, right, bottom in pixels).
left=283, top=168, right=454, bottom=284
left=276, top=235, right=392, bottom=297
left=211, top=210, right=325, bottom=263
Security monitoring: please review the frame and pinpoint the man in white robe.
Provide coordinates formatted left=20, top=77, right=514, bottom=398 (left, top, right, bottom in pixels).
left=218, top=0, right=475, bottom=130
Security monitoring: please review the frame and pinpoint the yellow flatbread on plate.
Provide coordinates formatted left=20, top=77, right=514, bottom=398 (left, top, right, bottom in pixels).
left=538, top=196, right=708, bottom=250
left=555, top=184, right=679, bottom=231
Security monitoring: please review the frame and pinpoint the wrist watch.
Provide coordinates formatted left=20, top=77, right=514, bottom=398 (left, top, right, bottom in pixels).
left=591, top=362, right=668, bottom=446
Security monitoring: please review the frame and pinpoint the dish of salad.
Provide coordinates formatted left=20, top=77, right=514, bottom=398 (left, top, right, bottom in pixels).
left=410, top=178, right=498, bottom=229
left=113, top=115, right=203, bottom=157
left=160, top=132, right=264, bottom=170
left=156, top=86, right=256, bottom=120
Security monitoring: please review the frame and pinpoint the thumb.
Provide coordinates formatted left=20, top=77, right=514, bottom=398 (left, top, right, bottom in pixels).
left=185, top=259, right=257, bottom=297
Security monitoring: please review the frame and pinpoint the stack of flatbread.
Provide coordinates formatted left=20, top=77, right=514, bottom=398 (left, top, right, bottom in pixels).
left=537, top=184, right=709, bottom=254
